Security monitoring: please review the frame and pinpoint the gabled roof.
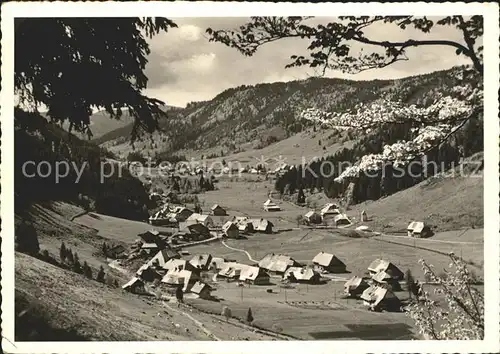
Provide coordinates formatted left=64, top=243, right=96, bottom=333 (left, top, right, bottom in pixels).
left=187, top=213, right=212, bottom=223
left=367, top=259, right=404, bottom=279
left=222, top=221, right=239, bottom=232
left=283, top=267, right=319, bottom=281
left=312, top=252, right=346, bottom=267
left=408, top=221, right=426, bottom=233
left=189, top=254, right=213, bottom=269
left=185, top=223, right=210, bottom=236
left=161, top=269, right=194, bottom=290
left=210, top=257, right=226, bottom=269
left=211, top=204, right=224, bottom=210
left=263, top=199, right=275, bottom=206
left=360, top=285, right=378, bottom=302
left=122, top=277, right=143, bottom=289
left=258, top=253, right=297, bottom=273
left=334, top=214, right=351, bottom=224
left=147, top=248, right=180, bottom=267
left=163, top=258, right=195, bottom=272
left=141, top=242, right=160, bottom=249
left=251, top=218, right=274, bottom=231
left=218, top=262, right=247, bottom=277
left=239, top=266, right=269, bottom=281
left=344, top=276, right=367, bottom=289
left=191, top=281, right=213, bottom=294
left=356, top=225, right=372, bottom=231
left=372, top=270, right=392, bottom=283
left=320, top=203, right=340, bottom=215
left=305, top=210, right=320, bottom=218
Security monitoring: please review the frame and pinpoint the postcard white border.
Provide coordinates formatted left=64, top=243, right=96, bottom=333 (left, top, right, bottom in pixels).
left=1, top=1, right=499, bottom=353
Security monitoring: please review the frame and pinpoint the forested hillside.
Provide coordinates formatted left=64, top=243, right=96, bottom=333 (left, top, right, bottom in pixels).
left=98, top=66, right=471, bottom=160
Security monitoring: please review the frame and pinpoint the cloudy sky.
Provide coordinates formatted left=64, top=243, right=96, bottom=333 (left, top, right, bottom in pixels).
left=144, top=17, right=474, bottom=107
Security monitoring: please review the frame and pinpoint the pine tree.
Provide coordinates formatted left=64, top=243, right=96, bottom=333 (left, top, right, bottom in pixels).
left=66, top=248, right=74, bottom=264
left=113, top=279, right=119, bottom=288
left=60, top=242, right=67, bottom=263
left=73, top=253, right=82, bottom=273
left=246, top=307, right=254, bottom=324
left=102, top=242, right=108, bottom=256
left=96, top=266, right=106, bottom=283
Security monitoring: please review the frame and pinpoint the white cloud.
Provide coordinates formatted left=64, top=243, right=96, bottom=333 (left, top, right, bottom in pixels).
left=144, top=17, right=478, bottom=107
left=178, top=25, right=202, bottom=42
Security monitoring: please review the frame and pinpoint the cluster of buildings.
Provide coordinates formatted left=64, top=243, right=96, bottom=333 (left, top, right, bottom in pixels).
left=343, top=258, right=405, bottom=312
left=303, top=203, right=351, bottom=227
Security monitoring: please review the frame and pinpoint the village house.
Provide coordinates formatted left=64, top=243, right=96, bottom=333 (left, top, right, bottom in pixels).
left=320, top=203, right=340, bottom=217
left=163, top=258, right=198, bottom=273
left=217, top=262, right=246, bottom=280
left=211, top=204, right=227, bottom=216
left=239, top=266, right=271, bottom=285
left=106, top=244, right=127, bottom=259
left=283, top=267, right=321, bottom=284
left=190, top=281, right=214, bottom=299
left=222, top=221, right=240, bottom=239
left=169, top=207, right=193, bottom=222
left=407, top=221, right=432, bottom=238
left=122, top=277, right=145, bottom=294
left=344, top=276, right=370, bottom=298
left=371, top=270, right=402, bottom=291
left=210, top=257, right=227, bottom=271
left=189, top=254, right=213, bottom=271
left=233, top=216, right=254, bottom=233
left=334, top=214, right=351, bottom=227
left=304, top=210, right=322, bottom=224
left=140, top=242, right=161, bottom=255
left=251, top=218, right=274, bottom=234
left=367, top=259, right=404, bottom=280
left=177, top=222, right=211, bottom=241
left=312, top=252, right=347, bottom=273
left=147, top=248, right=181, bottom=268
left=186, top=213, right=215, bottom=228
left=138, top=229, right=162, bottom=244
left=161, top=269, right=199, bottom=292
left=136, top=264, right=161, bottom=282
left=258, top=253, right=300, bottom=274
left=263, top=199, right=281, bottom=211
left=360, top=286, right=401, bottom=312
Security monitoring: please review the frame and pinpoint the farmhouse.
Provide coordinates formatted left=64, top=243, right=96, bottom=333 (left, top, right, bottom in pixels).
left=283, top=267, right=321, bottom=284
left=169, top=207, right=193, bottom=222
left=344, top=276, right=370, bottom=297
left=122, top=277, right=145, bottom=294
left=163, top=258, right=197, bottom=273
left=147, top=248, right=181, bottom=268
left=138, top=229, right=161, bottom=244
left=251, top=218, right=274, bottom=234
left=136, top=264, right=161, bottom=282
left=360, top=286, right=401, bottom=312
left=106, top=244, right=127, bottom=259
left=407, top=221, right=432, bottom=238
left=161, top=269, right=199, bottom=291
left=140, top=242, right=161, bottom=255
left=222, top=221, right=240, bottom=239
left=258, top=253, right=300, bottom=274
left=218, top=262, right=246, bottom=279
left=312, top=252, right=347, bottom=273
left=371, top=270, right=402, bottom=291
left=186, top=213, right=215, bottom=228
left=263, top=199, right=281, bottom=212
left=190, top=281, right=214, bottom=299
left=211, top=204, right=227, bottom=216
left=320, top=203, right=340, bottom=216
left=304, top=210, right=322, bottom=224
left=189, top=254, right=213, bottom=271
left=239, top=266, right=270, bottom=285
left=210, top=257, right=227, bottom=271
left=367, top=259, right=404, bottom=280
left=177, top=223, right=211, bottom=241
left=334, top=214, right=351, bottom=226
left=233, top=216, right=254, bottom=233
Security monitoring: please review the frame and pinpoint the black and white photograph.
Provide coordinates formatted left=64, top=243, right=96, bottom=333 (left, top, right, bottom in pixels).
left=1, top=1, right=499, bottom=353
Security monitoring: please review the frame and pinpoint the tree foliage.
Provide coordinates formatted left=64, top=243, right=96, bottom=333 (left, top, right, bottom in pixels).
left=15, top=17, right=177, bottom=140
left=207, top=16, right=483, bottom=75
left=406, top=253, right=484, bottom=339
left=15, top=221, right=40, bottom=256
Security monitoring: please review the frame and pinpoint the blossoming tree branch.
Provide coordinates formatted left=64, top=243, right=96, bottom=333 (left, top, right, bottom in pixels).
left=207, top=16, right=484, bottom=180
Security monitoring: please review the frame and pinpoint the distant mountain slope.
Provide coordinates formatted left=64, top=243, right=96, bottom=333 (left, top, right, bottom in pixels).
left=97, top=66, right=468, bottom=160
